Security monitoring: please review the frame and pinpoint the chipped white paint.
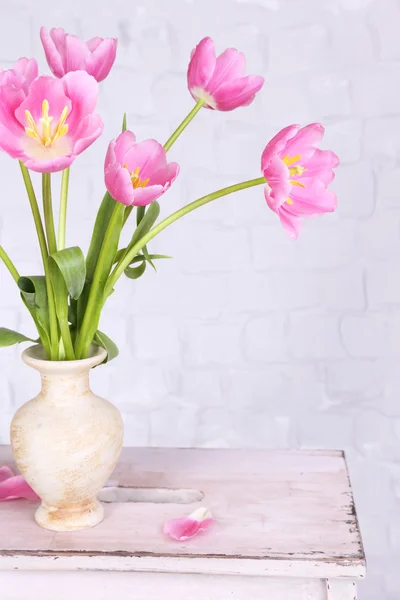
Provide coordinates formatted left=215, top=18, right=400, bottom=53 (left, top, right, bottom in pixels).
left=9, top=346, right=123, bottom=532
left=0, top=447, right=364, bottom=599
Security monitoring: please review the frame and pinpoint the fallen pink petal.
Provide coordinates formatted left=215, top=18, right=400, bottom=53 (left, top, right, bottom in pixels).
left=0, top=465, right=40, bottom=501
left=163, top=507, right=215, bottom=541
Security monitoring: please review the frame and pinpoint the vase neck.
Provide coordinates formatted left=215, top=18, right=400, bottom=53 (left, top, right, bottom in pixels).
left=40, top=369, right=91, bottom=399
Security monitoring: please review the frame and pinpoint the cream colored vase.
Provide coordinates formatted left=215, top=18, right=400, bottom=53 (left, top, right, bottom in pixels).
left=10, top=345, right=123, bottom=532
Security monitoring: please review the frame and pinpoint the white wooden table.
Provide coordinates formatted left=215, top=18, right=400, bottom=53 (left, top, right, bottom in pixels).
left=0, top=446, right=365, bottom=600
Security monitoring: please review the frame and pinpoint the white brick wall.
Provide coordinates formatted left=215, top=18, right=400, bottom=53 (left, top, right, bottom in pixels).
left=0, top=0, right=399, bottom=596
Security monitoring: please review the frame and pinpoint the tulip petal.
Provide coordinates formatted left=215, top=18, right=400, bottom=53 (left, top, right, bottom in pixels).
left=87, top=37, right=103, bottom=52
left=301, top=149, right=340, bottom=184
left=288, top=179, right=337, bottom=215
left=277, top=207, right=302, bottom=240
left=15, top=76, right=71, bottom=127
left=283, top=122, right=325, bottom=161
left=132, top=185, right=166, bottom=206
left=86, top=38, right=118, bottom=82
left=263, top=155, right=291, bottom=209
left=23, top=153, right=75, bottom=174
left=0, top=466, right=40, bottom=501
left=123, top=139, right=167, bottom=180
left=113, top=130, right=137, bottom=164
left=187, top=37, right=216, bottom=93
left=164, top=507, right=215, bottom=541
left=261, top=124, right=299, bottom=170
left=71, top=113, right=103, bottom=155
left=0, top=124, right=25, bottom=158
left=40, top=27, right=66, bottom=78
left=13, top=57, right=38, bottom=91
left=208, top=48, right=246, bottom=94
left=148, top=162, right=180, bottom=187
left=0, top=466, right=14, bottom=482
left=105, top=163, right=136, bottom=206
left=64, top=34, right=90, bottom=73
left=213, top=74, right=264, bottom=111
left=0, top=84, right=26, bottom=135
left=61, top=70, right=99, bottom=135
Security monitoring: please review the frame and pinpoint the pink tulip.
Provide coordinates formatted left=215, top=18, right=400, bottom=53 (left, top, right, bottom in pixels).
left=0, top=57, right=38, bottom=94
left=104, top=130, right=179, bottom=206
left=0, top=71, right=103, bottom=173
left=40, top=27, right=117, bottom=83
left=0, top=466, right=39, bottom=501
left=164, top=507, right=215, bottom=541
left=187, top=37, right=264, bottom=111
left=261, top=123, right=339, bottom=239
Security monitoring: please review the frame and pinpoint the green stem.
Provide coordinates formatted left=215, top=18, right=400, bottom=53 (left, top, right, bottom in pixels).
left=0, top=246, right=47, bottom=354
left=58, top=167, right=70, bottom=250
left=163, top=99, right=205, bottom=152
left=75, top=202, right=125, bottom=359
left=0, top=246, right=19, bottom=282
left=59, top=318, right=75, bottom=360
left=105, top=177, right=266, bottom=299
left=42, top=173, right=57, bottom=254
left=20, top=163, right=59, bottom=359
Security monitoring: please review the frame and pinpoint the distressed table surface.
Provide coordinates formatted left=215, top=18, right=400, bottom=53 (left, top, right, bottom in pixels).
left=0, top=446, right=365, bottom=600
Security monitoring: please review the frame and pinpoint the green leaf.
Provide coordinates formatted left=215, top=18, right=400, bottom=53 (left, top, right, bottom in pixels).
left=80, top=192, right=121, bottom=329
left=131, top=253, right=172, bottom=265
left=18, top=276, right=51, bottom=351
left=68, top=300, right=77, bottom=327
left=86, top=192, right=117, bottom=282
left=48, top=259, right=68, bottom=321
left=94, top=330, right=119, bottom=363
left=131, top=202, right=160, bottom=247
left=50, top=246, right=86, bottom=300
left=122, top=113, right=127, bottom=132
left=0, top=327, right=35, bottom=347
left=124, top=260, right=147, bottom=279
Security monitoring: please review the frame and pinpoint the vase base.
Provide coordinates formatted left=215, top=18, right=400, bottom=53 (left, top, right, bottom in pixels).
left=35, top=500, right=104, bottom=532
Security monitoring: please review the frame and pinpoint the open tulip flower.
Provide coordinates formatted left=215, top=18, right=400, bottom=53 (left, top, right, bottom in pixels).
left=187, top=36, right=264, bottom=111
left=261, top=123, right=339, bottom=239
left=0, top=71, right=103, bottom=173
left=40, top=27, right=117, bottom=82
left=0, top=27, right=339, bottom=363
left=105, top=130, right=180, bottom=206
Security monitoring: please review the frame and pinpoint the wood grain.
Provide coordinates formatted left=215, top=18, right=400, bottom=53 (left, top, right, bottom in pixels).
left=0, top=446, right=365, bottom=579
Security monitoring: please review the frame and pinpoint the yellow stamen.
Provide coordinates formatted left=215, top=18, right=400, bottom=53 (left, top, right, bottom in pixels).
left=290, top=180, right=305, bottom=188
left=281, top=154, right=307, bottom=206
left=282, top=154, right=301, bottom=166
left=25, top=100, right=69, bottom=148
left=289, top=165, right=306, bottom=177
left=124, top=165, right=150, bottom=189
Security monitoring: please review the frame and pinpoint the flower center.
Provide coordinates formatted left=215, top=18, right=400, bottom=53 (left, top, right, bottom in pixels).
left=25, top=99, right=69, bottom=148
left=282, top=154, right=306, bottom=205
left=124, top=165, right=150, bottom=189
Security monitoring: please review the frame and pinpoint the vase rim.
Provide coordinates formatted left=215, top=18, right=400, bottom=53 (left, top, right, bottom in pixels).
left=22, top=344, right=108, bottom=373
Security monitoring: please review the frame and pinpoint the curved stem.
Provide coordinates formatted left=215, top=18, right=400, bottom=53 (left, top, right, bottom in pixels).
left=75, top=202, right=125, bottom=358
left=105, top=176, right=266, bottom=299
left=58, top=167, right=70, bottom=250
left=0, top=246, right=20, bottom=282
left=163, top=99, right=204, bottom=152
left=42, top=173, right=57, bottom=254
left=20, top=163, right=58, bottom=359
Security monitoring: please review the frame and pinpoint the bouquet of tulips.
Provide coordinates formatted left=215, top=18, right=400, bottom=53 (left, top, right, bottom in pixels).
left=0, top=28, right=339, bottom=362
